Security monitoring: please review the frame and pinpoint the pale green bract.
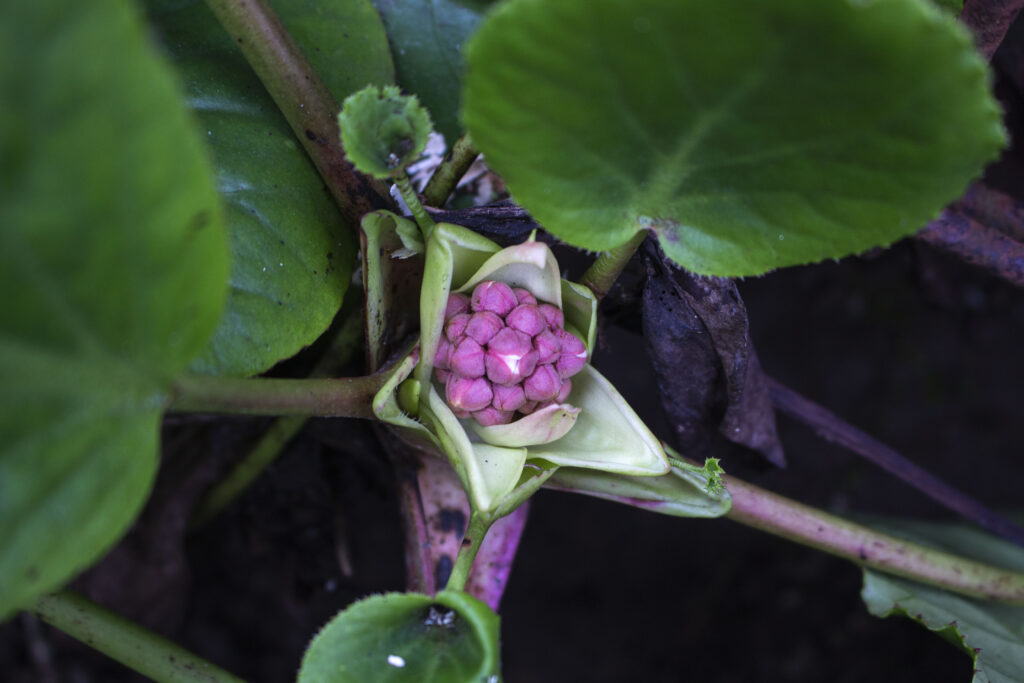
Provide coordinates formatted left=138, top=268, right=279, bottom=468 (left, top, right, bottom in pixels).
left=371, top=216, right=669, bottom=513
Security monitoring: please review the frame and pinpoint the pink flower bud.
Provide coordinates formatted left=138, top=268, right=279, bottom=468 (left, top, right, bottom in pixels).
left=445, top=313, right=471, bottom=342
left=492, top=383, right=527, bottom=412
left=485, top=328, right=539, bottom=386
left=524, top=364, right=561, bottom=402
left=472, top=406, right=514, bottom=426
left=512, top=288, right=537, bottom=305
left=449, top=337, right=485, bottom=378
left=445, top=293, right=470, bottom=319
left=554, top=329, right=588, bottom=378
left=556, top=378, right=573, bottom=403
left=538, top=303, right=564, bottom=330
left=533, top=328, right=561, bottom=365
left=519, top=400, right=538, bottom=414
left=435, top=369, right=451, bottom=384
left=471, top=280, right=516, bottom=317
left=434, top=336, right=452, bottom=370
left=446, top=375, right=493, bottom=412
left=505, top=304, right=546, bottom=337
left=465, top=311, right=503, bottom=345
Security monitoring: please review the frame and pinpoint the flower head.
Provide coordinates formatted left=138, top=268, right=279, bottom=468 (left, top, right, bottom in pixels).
left=369, top=215, right=669, bottom=514
left=435, top=281, right=588, bottom=426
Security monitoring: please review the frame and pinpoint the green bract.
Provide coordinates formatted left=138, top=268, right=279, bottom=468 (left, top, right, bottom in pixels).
left=339, top=85, right=433, bottom=179
left=372, top=217, right=669, bottom=513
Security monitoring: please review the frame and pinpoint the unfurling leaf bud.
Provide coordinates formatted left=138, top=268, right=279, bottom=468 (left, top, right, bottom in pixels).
left=471, top=280, right=517, bottom=316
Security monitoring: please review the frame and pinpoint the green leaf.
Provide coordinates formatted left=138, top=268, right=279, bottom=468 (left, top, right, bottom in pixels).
left=299, top=591, right=501, bottom=683
left=862, top=521, right=1024, bottom=683
left=339, top=85, right=434, bottom=179
left=932, top=0, right=964, bottom=14
left=463, top=0, right=1005, bottom=276
left=146, top=0, right=391, bottom=376
left=371, top=0, right=491, bottom=143
left=0, top=0, right=228, bottom=619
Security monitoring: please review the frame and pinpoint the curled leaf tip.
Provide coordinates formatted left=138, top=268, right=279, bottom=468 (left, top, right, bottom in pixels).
left=338, top=84, right=433, bottom=179
left=701, top=458, right=725, bottom=495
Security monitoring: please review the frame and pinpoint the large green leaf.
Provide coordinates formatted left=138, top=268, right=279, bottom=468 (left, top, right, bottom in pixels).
left=0, top=0, right=228, bottom=619
left=463, top=0, right=1005, bottom=276
left=372, top=0, right=490, bottom=143
left=299, top=591, right=501, bottom=682
left=147, top=0, right=393, bottom=376
left=862, top=521, right=1024, bottom=683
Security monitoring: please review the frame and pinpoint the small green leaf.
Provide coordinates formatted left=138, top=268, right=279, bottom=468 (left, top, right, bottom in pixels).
left=147, top=0, right=387, bottom=376
left=862, top=521, right=1024, bottom=683
left=0, top=0, right=228, bottom=618
left=299, top=591, right=501, bottom=683
left=372, top=0, right=492, bottom=143
left=339, top=85, right=434, bottom=179
left=463, top=0, right=1005, bottom=276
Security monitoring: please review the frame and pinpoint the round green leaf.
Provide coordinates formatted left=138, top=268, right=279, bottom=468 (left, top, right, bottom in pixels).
left=339, top=85, right=434, bottom=179
left=0, top=0, right=228, bottom=618
left=299, top=591, right=501, bottom=683
left=862, top=520, right=1024, bottom=683
left=372, top=0, right=491, bottom=143
left=147, top=0, right=392, bottom=376
left=463, top=0, right=1005, bottom=276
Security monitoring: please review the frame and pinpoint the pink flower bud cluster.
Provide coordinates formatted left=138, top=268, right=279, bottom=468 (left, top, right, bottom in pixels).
left=433, top=280, right=588, bottom=427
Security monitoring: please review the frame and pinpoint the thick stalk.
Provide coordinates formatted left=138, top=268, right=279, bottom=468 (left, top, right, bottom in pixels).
left=445, top=512, right=493, bottom=593
left=168, top=373, right=385, bottom=418
left=31, top=591, right=244, bottom=683
left=579, top=230, right=648, bottom=301
left=723, top=474, right=1024, bottom=605
left=203, top=0, right=393, bottom=226
left=422, top=133, right=480, bottom=208
left=189, top=312, right=364, bottom=526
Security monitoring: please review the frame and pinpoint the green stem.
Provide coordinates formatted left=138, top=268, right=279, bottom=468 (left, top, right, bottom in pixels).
left=422, top=132, right=479, bottom=208
left=395, top=172, right=435, bottom=240
left=189, top=313, right=364, bottom=527
left=445, top=511, right=493, bottom=592
left=203, top=0, right=393, bottom=226
left=578, top=230, right=648, bottom=301
left=723, top=474, right=1024, bottom=605
left=168, top=373, right=385, bottom=418
left=31, top=591, right=245, bottom=683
